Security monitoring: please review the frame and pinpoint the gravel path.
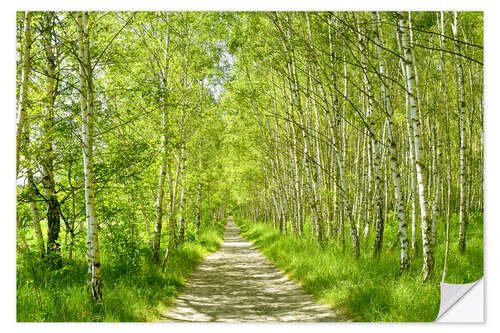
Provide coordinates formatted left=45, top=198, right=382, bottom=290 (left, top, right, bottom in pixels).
left=160, top=217, right=344, bottom=322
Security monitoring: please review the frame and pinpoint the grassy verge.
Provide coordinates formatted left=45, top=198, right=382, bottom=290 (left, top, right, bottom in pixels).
left=16, top=219, right=226, bottom=322
left=236, top=214, right=482, bottom=322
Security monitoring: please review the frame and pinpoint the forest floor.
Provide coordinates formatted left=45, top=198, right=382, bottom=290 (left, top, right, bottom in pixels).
left=159, top=216, right=346, bottom=322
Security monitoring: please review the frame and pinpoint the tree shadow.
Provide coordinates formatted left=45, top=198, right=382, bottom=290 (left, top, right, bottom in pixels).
left=160, top=218, right=349, bottom=322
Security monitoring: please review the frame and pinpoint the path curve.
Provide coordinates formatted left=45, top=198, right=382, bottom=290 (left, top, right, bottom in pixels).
left=160, top=217, right=345, bottom=322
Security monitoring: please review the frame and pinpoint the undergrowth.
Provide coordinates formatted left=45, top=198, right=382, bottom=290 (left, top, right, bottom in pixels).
left=16, top=219, right=225, bottom=322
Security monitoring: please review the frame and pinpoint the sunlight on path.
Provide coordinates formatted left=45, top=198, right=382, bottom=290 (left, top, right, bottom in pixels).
left=160, top=217, right=346, bottom=322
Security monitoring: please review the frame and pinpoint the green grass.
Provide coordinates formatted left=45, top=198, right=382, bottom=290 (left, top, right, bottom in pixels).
left=16, top=219, right=226, bottom=322
left=236, top=213, right=483, bottom=322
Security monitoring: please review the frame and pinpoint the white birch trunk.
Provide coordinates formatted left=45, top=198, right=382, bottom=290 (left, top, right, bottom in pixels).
left=16, top=11, right=32, bottom=178
left=397, top=28, right=420, bottom=256
left=177, top=115, right=186, bottom=245
left=356, top=15, right=384, bottom=255
left=152, top=20, right=170, bottom=262
left=195, top=138, right=203, bottom=230
left=372, top=12, right=409, bottom=269
left=162, top=156, right=180, bottom=269
left=152, top=109, right=168, bottom=261
left=25, top=122, right=45, bottom=257
left=397, top=12, right=434, bottom=281
left=439, top=12, right=452, bottom=281
left=40, top=13, right=62, bottom=266
left=78, top=11, right=102, bottom=301
left=452, top=12, right=469, bottom=255
left=16, top=11, right=33, bottom=253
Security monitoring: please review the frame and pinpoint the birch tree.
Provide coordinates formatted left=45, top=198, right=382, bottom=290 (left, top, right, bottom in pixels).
left=452, top=12, right=469, bottom=255
left=372, top=12, right=409, bottom=270
left=40, top=13, right=62, bottom=267
left=152, top=17, right=171, bottom=263
left=78, top=11, right=102, bottom=301
left=397, top=12, right=434, bottom=281
left=16, top=11, right=33, bottom=254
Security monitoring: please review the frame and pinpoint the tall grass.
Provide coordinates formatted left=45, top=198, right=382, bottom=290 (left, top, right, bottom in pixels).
left=16, top=219, right=225, bottom=322
left=236, top=212, right=483, bottom=322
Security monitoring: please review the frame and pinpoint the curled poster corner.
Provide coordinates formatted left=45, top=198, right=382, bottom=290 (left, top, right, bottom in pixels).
left=435, top=277, right=484, bottom=322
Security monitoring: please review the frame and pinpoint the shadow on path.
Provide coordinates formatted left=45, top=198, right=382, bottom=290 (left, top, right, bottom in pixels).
left=160, top=217, right=346, bottom=322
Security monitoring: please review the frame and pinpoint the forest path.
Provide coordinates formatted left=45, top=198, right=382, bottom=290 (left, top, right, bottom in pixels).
left=159, top=216, right=345, bottom=322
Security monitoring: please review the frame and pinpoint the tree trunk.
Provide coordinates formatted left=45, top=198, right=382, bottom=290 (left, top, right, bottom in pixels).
left=162, top=153, right=181, bottom=269
left=78, top=11, right=102, bottom=301
left=41, top=13, right=62, bottom=268
left=16, top=12, right=44, bottom=256
left=373, top=12, right=409, bottom=270
left=397, top=12, right=434, bottom=282
left=356, top=15, right=384, bottom=256
left=16, top=11, right=32, bottom=178
left=152, top=20, right=170, bottom=263
left=152, top=111, right=168, bottom=262
left=452, top=12, right=469, bottom=255
left=177, top=125, right=186, bottom=245
left=195, top=138, right=203, bottom=230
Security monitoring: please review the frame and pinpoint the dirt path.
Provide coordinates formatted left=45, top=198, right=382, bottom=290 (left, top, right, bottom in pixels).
left=160, top=217, right=345, bottom=322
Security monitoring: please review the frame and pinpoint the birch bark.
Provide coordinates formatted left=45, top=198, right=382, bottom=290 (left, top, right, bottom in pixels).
left=452, top=12, right=469, bottom=255
left=356, top=15, right=384, bottom=255
left=16, top=11, right=32, bottom=178
left=41, top=13, right=62, bottom=267
left=152, top=26, right=170, bottom=262
left=195, top=138, right=203, bottom=230
left=16, top=11, right=34, bottom=254
left=372, top=12, right=409, bottom=269
left=78, top=11, right=102, bottom=301
left=397, top=12, right=434, bottom=281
